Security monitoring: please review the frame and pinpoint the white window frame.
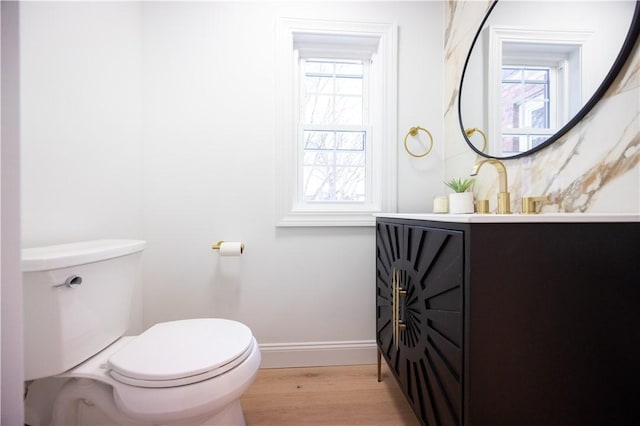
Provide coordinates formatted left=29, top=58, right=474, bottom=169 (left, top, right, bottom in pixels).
left=276, top=18, right=397, bottom=227
left=486, top=26, right=592, bottom=155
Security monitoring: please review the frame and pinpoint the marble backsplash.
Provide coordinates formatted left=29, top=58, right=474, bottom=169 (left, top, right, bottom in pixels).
left=443, top=0, right=640, bottom=214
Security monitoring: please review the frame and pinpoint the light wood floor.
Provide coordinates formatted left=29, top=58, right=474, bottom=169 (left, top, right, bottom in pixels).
left=240, top=363, right=420, bottom=426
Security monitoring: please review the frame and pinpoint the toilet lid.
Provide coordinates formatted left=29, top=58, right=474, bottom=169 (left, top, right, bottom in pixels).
left=107, top=318, right=254, bottom=387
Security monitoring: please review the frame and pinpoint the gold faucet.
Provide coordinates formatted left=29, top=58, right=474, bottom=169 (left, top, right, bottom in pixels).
left=470, top=159, right=511, bottom=214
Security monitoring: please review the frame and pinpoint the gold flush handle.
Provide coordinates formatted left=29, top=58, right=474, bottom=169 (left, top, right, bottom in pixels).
left=521, top=196, right=549, bottom=214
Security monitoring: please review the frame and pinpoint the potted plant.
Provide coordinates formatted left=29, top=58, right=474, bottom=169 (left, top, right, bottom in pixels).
left=445, top=178, right=475, bottom=213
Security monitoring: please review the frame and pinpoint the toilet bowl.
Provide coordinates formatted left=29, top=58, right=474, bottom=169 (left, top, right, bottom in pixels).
left=54, top=319, right=261, bottom=425
left=21, top=240, right=261, bottom=426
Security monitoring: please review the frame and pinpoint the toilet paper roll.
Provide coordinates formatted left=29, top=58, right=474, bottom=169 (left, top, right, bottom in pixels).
left=219, top=242, right=244, bottom=256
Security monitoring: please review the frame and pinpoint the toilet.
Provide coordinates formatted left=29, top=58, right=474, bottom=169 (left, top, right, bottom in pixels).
left=22, top=239, right=261, bottom=426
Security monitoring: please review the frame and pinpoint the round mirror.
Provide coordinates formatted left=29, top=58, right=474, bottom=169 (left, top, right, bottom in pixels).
left=459, top=0, right=640, bottom=159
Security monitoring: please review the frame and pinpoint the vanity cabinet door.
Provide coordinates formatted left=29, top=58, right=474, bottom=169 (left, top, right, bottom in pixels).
left=376, top=221, right=464, bottom=426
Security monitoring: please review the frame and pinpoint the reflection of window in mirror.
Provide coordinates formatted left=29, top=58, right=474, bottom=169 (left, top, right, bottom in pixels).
left=500, top=65, right=554, bottom=156
left=487, top=27, right=593, bottom=156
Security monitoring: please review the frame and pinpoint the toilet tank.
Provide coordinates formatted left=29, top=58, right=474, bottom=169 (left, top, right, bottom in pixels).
left=21, top=239, right=146, bottom=381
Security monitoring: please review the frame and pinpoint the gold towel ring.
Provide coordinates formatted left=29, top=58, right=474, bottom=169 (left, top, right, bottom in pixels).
left=465, top=127, right=488, bottom=153
left=403, top=126, right=433, bottom=158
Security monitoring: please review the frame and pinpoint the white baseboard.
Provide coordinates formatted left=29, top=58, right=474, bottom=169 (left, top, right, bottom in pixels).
left=258, top=340, right=378, bottom=368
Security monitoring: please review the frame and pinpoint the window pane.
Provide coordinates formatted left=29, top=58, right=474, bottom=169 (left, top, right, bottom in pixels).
left=336, top=151, right=365, bottom=166
left=501, top=67, right=551, bottom=131
left=302, top=130, right=367, bottom=202
left=523, top=69, right=548, bottom=82
left=305, top=61, right=333, bottom=75
left=334, top=167, right=365, bottom=201
left=502, top=135, right=524, bottom=154
left=335, top=77, right=362, bottom=96
left=522, top=83, right=549, bottom=128
left=522, top=83, right=546, bottom=102
left=306, top=76, right=333, bottom=94
left=502, top=133, right=552, bottom=155
left=304, top=131, right=335, bottom=150
left=502, top=68, right=521, bottom=81
left=303, top=166, right=333, bottom=201
left=530, top=106, right=548, bottom=128
left=303, top=59, right=364, bottom=126
left=501, top=82, right=520, bottom=128
left=335, top=62, right=363, bottom=77
left=334, top=96, right=362, bottom=124
left=304, top=94, right=333, bottom=124
left=336, top=131, right=365, bottom=150
left=526, top=101, right=549, bottom=128
left=303, top=151, right=334, bottom=166
left=303, top=166, right=366, bottom=202
left=531, top=135, right=549, bottom=149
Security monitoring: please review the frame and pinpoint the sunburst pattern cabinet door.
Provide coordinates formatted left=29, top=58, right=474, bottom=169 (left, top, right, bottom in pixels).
left=376, top=222, right=464, bottom=426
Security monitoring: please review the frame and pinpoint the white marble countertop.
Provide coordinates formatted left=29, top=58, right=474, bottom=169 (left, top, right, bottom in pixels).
left=374, top=212, right=640, bottom=223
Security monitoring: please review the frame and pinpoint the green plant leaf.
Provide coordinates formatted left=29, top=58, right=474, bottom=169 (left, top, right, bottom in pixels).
left=444, top=177, right=475, bottom=193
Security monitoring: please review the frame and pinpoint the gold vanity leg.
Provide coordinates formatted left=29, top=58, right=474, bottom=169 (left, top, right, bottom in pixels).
left=377, top=347, right=382, bottom=382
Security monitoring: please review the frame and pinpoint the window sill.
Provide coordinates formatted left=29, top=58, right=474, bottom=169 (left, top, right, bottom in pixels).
left=276, top=210, right=378, bottom=227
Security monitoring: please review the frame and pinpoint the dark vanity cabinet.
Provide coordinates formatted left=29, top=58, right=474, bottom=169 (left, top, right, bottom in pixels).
left=376, top=221, right=464, bottom=425
left=375, top=216, right=639, bottom=426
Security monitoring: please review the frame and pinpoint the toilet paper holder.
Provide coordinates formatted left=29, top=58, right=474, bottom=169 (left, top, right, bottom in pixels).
left=211, top=240, right=245, bottom=253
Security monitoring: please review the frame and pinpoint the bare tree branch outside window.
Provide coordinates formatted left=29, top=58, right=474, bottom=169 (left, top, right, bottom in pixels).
left=302, top=60, right=366, bottom=202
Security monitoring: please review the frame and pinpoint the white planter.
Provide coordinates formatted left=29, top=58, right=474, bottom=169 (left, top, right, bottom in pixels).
left=448, top=192, right=474, bottom=214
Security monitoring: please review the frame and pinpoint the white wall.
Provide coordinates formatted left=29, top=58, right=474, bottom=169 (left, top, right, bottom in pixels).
left=1, top=2, right=24, bottom=423
left=20, top=2, right=144, bottom=247
left=140, top=1, right=442, bottom=366
left=20, top=2, right=145, bottom=332
left=19, top=1, right=443, bottom=368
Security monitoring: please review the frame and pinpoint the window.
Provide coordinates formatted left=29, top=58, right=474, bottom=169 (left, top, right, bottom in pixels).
left=276, top=19, right=397, bottom=226
left=486, top=27, right=592, bottom=156
left=500, top=65, right=555, bottom=155
left=301, top=59, right=368, bottom=203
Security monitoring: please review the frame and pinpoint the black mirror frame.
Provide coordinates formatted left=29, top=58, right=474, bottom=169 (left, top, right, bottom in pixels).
left=458, top=0, right=640, bottom=160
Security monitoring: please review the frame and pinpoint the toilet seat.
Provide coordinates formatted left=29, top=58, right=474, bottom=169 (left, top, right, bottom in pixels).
left=58, top=318, right=261, bottom=424
left=108, top=318, right=254, bottom=388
